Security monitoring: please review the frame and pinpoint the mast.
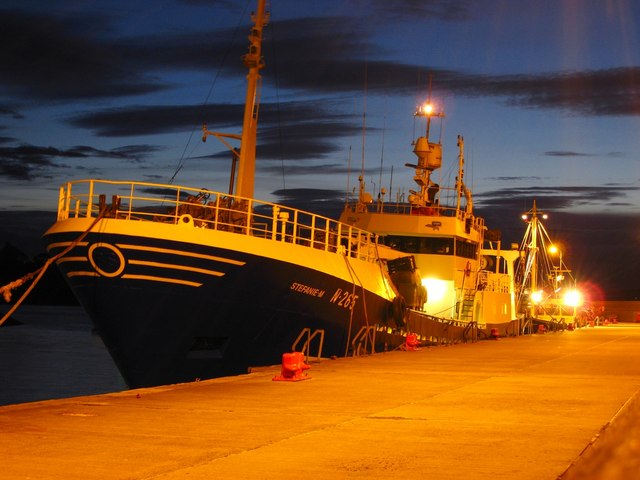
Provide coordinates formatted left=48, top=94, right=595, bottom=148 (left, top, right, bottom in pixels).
left=456, top=135, right=464, bottom=212
left=235, top=0, right=269, bottom=199
left=529, top=200, right=539, bottom=296
left=519, top=200, right=547, bottom=319
left=408, top=103, right=443, bottom=207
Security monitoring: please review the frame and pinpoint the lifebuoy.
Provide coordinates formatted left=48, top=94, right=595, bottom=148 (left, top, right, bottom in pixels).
left=464, top=261, right=471, bottom=277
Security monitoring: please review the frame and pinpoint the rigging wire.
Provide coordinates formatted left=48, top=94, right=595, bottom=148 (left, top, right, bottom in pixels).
left=345, top=145, right=352, bottom=205
left=168, top=0, right=253, bottom=185
left=265, top=5, right=287, bottom=194
left=377, top=91, right=388, bottom=201
left=360, top=59, right=368, bottom=179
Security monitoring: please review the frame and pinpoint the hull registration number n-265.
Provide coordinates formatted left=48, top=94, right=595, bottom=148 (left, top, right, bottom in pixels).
left=330, top=288, right=358, bottom=310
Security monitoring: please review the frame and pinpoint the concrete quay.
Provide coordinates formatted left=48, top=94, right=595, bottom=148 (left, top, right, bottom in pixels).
left=1, top=324, right=640, bottom=480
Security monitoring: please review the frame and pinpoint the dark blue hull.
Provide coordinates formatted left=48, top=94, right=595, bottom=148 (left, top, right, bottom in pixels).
left=44, top=229, right=393, bottom=388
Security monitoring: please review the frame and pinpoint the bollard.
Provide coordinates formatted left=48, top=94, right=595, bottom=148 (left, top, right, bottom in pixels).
left=272, top=352, right=311, bottom=382
left=405, top=333, right=420, bottom=351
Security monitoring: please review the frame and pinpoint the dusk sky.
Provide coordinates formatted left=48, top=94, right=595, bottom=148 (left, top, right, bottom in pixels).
left=0, top=0, right=638, bottom=299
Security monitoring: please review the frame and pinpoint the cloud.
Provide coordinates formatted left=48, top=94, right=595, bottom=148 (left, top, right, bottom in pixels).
left=67, top=96, right=364, bottom=175
left=487, top=176, right=544, bottom=182
left=0, top=143, right=164, bottom=180
left=0, top=7, right=452, bottom=102
left=0, top=10, right=169, bottom=101
left=179, top=0, right=236, bottom=7
left=68, top=98, right=355, bottom=141
left=261, top=163, right=349, bottom=176
left=0, top=105, right=24, bottom=120
left=255, top=15, right=640, bottom=118
left=265, top=16, right=640, bottom=116
left=68, top=104, right=240, bottom=137
left=259, top=160, right=385, bottom=179
left=272, top=188, right=346, bottom=203
left=544, top=151, right=594, bottom=157
left=258, top=16, right=434, bottom=94
left=256, top=120, right=362, bottom=161
left=266, top=187, right=348, bottom=218
left=474, top=184, right=639, bottom=212
left=352, top=0, right=472, bottom=21
left=4, top=5, right=640, bottom=122
left=454, top=68, right=640, bottom=117
left=544, top=150, right=625, bottom=158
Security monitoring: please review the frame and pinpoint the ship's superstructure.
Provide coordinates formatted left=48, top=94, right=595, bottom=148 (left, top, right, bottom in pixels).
left=340, top=103, right=519, bottom=335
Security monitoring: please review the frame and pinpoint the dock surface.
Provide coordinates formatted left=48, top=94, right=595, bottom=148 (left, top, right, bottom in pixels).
left=2, top=325, right=640, bottom=479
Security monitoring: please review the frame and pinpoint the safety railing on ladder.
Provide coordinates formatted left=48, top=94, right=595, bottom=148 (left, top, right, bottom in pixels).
left=458, top=289, right=476, bottom=322
left=463, top=321, right=478, bottom=343
left=350, top=326, right=376, bottom=356
left=291, top=328, right=325, bottom=362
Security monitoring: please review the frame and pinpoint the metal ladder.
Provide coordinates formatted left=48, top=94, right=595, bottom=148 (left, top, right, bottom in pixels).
left=350, top=325, right=376, bottom=356
left=291, top=328, right=325, bottom=361
left=458, top=289, right=476, bottom=322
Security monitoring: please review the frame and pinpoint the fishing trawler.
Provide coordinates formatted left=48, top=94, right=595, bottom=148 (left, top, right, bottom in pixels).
left=42, top=0, right=405, bottom=388
left=340, top=103, right=521, bottom=341
left=515, top=201, right=582, bottom=332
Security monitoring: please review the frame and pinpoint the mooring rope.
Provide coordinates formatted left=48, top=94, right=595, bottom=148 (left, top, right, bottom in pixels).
left=342, top=252, right=372, bottom=357
left=0, top=208, right=108, bottom=327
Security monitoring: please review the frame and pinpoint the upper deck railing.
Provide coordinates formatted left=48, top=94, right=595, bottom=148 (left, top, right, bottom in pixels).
left=342, top=188, right=485, bottom=233
left=56, top=179, right=381, bottom=263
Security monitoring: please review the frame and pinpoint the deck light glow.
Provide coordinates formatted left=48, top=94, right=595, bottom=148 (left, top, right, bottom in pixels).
left=563, top=289, right=583, bottom=307
left=421, top=278, right=448, bottom=303
left=530, top=290, right=544, bottom=304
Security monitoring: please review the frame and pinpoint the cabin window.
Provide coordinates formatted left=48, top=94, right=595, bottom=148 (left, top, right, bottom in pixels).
left=455, top=240, right=477, bottom=260
left=381, top=235, right=454, bottom=255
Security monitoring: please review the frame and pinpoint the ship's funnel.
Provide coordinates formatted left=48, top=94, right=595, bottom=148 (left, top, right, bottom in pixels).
left=413, top=137, right=442, bottom=170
